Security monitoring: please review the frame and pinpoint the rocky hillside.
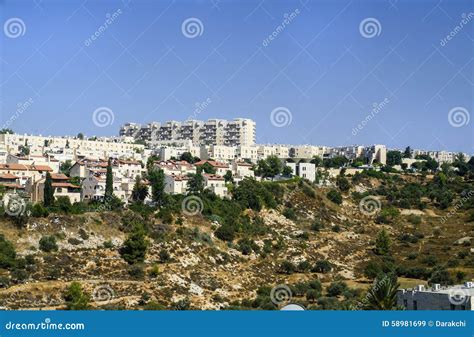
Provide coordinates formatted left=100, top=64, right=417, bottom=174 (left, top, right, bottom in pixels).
left=0, top=172, right=472, bottom=310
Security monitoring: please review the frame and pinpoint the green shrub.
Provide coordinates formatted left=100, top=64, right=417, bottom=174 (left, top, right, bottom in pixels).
left=128, top=264, right=145, bottom=279
left=327, top=281, right=348, bottom=297
left=148, top=264, right=160, bottom=278
left=306, top=289, right=320, bottom=302
left=215, top=225, right=235, bottom=242
left=407, top=214, right=421, bottom=225
left=31, top=203, right=49, bottom=217
left=326, top=189, right=342, bottom=205
left=159, top=249, right=171, bottom=263
left=55, top=196, right=72, bottom=214
left=64, top=282, right=90, bottom=310
left=282, top=207, right=297, bottom=220
left=120, top=227, right=149, bottom=264
left=311, top=220, right=324, bottom=232
left=39, top=235, right=58, bottom=253
left=278, top=260, right=296, bottom=274
left=421, top=255, right=437, bottom=267
left=0, top=234, right=17, bottom=269
left=312, top=260, right=332, bottom=273
left=297, top=260, right=311, bottom=273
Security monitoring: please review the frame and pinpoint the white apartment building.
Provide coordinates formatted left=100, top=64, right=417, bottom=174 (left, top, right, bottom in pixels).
left=231, top=160, right=254, bottom=179
left=120, top=118, right=256, bottom=147
left=290, top=145, right=329, bottom=159
left=204, top=145, right=236, bottom=161
left=164, top=174, right=189, bottom=194
left=285, top=162, right=316, bottom=182
left=365, top=145, right=387, bottom=165
left=412, top=150, right=470, bottom=164
left=7, top=154, right=60, bottom=173
left=0, top=133, right=144, bottom=159
left=397, top=283, right=474, bottom=310
left=203, top=174, right=228, bottom=198
left=237, top=146, right=259, bottom=163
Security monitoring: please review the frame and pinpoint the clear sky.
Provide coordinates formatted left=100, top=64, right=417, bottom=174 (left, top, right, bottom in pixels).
left=0, top=0, right=473, bottom=153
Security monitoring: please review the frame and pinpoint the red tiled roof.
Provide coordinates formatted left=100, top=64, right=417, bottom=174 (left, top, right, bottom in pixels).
left=204, top=173, right=225, bottom=180
left=50, top=173, right=69, bottom=180
left=194, top=160, right=229, bottom=168
left=0, top=163, right=53, bottom=171
left=0, top=183, right=24, bottom=189
left=0, top=173, right=19, bottom=179
left=169, top=174, right=189, bottom=181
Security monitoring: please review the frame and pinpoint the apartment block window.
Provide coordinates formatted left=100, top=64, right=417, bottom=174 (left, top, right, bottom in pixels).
left=403, top=299, right=407, bottom=308
left=413, top=301, right=417, bottom=310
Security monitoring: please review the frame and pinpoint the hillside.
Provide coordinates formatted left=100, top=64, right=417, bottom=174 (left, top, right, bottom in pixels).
left=0, top=171, right=473, bottom=310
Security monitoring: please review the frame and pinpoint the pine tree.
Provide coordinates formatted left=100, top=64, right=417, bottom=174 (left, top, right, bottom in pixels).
left=149, top=169, right=165, bottom=205
left=104, top=158, right=114, bottom=200
left=43, top=172, right=54, bottom=207
left=187, top=172, right=204, bottom=194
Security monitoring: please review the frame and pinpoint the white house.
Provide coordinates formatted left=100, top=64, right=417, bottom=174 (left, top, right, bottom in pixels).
left=231, top=160, right=254, bottom=179
left=203, top=174, right=227, bottom=198
left=284, top=162, right=316, bottom=182
left=195, top=160, right=230, bottom=176
left=164, top=174, right=190, bottom=194
left=154, top=160, right=196, bottom=176
left=81, top=172, right=127, bottom=202
left=27, top=173, right=81, bottom=204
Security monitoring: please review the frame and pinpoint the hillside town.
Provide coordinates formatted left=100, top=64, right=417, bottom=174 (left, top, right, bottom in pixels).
left=0, top=118, right=471, bottom=205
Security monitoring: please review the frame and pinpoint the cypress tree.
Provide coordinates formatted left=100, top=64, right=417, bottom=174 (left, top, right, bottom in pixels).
left=43, top=172, right=54, bottom=207
left=104, top=158, right=114, bottom=200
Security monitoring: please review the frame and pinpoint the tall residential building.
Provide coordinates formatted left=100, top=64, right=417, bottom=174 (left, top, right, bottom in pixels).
left=119, top=118, right=256, bottom=147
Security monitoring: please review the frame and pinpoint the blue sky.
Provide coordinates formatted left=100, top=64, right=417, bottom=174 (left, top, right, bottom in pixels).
left=0, top=0, right=473, bottom=153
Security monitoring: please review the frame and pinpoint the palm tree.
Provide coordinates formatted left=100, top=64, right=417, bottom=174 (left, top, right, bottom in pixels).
left=361, top=273, right=400, bottom=310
